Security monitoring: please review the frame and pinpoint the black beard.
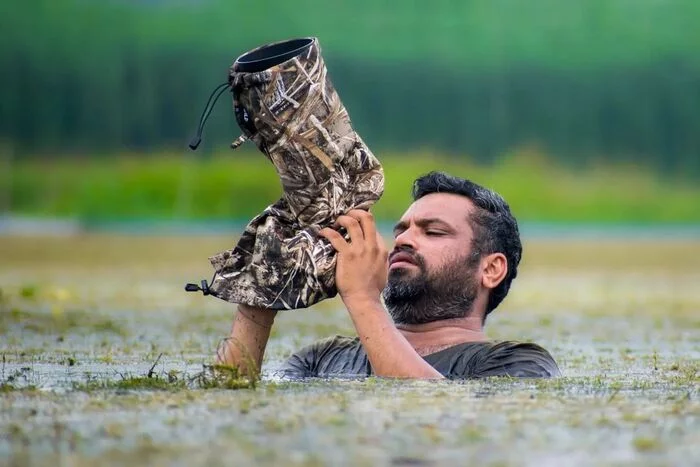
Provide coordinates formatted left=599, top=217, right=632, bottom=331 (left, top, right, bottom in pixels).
left=382, top=249, right=480, bottom=325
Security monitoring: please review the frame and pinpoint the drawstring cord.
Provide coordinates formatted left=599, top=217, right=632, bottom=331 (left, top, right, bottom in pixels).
left=188, top=82, right=231, bottom=150
left=184, top=81, right=252, bottom=294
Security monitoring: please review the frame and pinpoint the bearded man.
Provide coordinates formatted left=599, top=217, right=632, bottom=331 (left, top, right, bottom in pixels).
left=218, top=171, right=560, bottom=379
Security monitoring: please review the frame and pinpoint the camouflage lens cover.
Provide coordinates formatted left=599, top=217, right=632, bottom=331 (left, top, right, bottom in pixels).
left=206, top=37, right=384, bottom=310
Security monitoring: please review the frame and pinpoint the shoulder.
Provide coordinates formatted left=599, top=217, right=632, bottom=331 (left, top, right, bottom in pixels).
left=472, top=341, right=561, bottom=378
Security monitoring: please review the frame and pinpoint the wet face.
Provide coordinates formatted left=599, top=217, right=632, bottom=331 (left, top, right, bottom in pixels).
left=382, top=193, right=482, bottom=325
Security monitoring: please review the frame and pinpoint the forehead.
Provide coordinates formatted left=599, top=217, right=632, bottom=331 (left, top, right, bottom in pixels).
left=400, top=192, right=475, bottom=227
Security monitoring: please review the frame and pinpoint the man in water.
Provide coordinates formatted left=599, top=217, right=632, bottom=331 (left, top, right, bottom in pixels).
left=217, top=171, right=560, bottom=379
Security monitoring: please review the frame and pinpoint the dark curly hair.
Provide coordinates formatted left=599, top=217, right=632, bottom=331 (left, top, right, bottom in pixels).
left=412, top=171, right=522, bottom=318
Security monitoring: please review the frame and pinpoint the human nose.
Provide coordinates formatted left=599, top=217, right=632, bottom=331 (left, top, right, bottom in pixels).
left=394, top=225, right=418, bottom=250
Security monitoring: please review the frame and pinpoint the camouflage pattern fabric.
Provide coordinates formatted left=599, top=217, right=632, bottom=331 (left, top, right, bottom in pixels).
left=207, top=37, right=384, bottom=310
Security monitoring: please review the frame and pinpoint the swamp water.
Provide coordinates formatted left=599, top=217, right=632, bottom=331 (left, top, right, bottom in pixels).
left=0, top=235, right=698, bottom=466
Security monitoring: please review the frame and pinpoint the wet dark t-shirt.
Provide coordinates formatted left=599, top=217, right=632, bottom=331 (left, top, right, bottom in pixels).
left=280, top=336, right=560, bottom=378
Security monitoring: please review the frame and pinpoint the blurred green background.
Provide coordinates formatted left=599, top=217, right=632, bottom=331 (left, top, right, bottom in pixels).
left=1, top=0, right=699, bottom=226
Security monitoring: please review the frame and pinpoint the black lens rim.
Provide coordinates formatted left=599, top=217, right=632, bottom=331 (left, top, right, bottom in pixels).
left=234, top=38, right=314, bottom=73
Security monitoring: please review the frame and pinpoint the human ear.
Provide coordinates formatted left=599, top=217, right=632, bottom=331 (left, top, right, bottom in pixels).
left=481, top=253, right=507, bottom=290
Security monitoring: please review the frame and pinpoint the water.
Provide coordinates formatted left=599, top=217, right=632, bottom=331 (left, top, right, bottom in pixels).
left=1, top=235, right=698, bottom=466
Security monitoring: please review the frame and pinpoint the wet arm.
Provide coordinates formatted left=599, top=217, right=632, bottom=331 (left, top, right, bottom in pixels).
left=216, top=304, right=277, bottom=376
left=345, top=295, right=443, bottom=379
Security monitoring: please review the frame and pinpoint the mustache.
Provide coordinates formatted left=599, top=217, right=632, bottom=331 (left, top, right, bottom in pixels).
left=388, top=246, right=426, bottom=268
left=382, top=250, right=480, bottom=325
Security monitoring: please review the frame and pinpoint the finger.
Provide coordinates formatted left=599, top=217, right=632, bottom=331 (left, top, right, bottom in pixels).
left=335, top=215, right=364, bottom=243
left=375, top=230, right=387, bottom=255
left=376, top=230, right=389, bottom=267
left=346, top=209, right=377, bottom=247
left=319, top=227, right=349, bottom=252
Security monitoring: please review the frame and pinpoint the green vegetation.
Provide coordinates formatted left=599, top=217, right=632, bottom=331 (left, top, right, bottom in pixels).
left=633, top=436, right=663, bottom=452
left=192, top=364, right=258, bottom=390
left=71, top=359, right=256, bottom=392
left=71, top=369, right=255, bottom=392
left=1, top=1, right=699, bottom=173
left=3, top=151, right=699, bottom=222
left=6, top=1, right=699, bottom=75
left=73, top=374, right=186, bottom=392
left=0, top=365, right=37, bottom=393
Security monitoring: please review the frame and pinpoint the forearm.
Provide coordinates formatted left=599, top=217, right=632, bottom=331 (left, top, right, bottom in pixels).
left=216, top=304, right=277, bottom=376
left=345, top=296, right=443, bottom=379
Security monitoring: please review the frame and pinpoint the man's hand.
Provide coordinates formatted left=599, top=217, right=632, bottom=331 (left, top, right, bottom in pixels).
left=319, top=209, right=389, bottom=302
left=319, top=209, right=442, bottom=379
